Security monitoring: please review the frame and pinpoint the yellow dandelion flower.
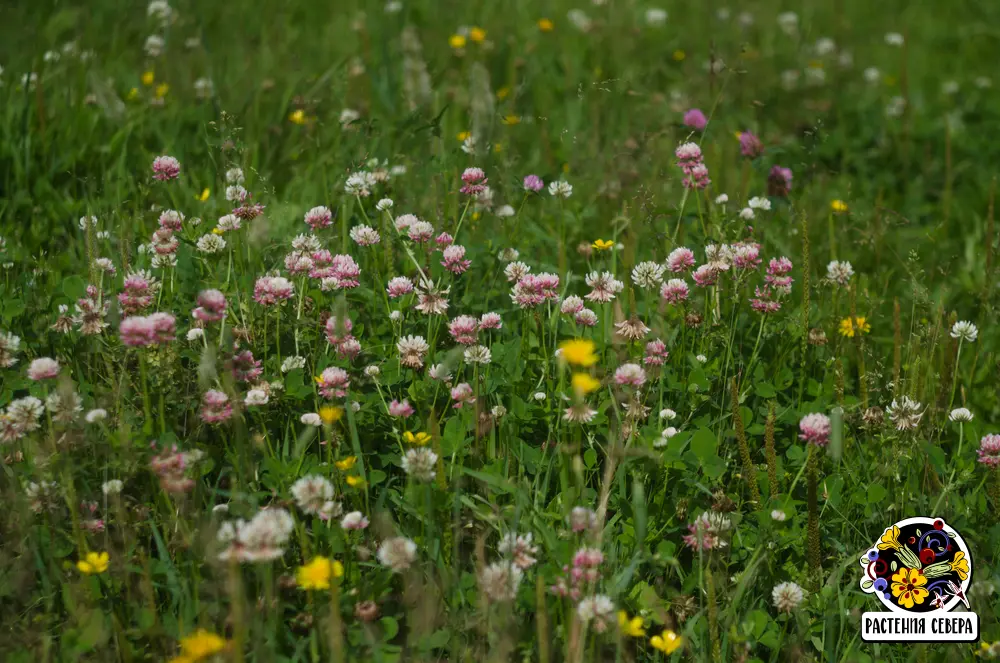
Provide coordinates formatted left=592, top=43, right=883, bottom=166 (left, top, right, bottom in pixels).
left=559, top=339, right=598, bottom=367
left=155, top=83, right=169, bottom=98
left=289, top=109, right=307, bottom=125
left=127, top=87, right=140, bottom=101
left=617, top=611, right=646, bottom=637
left=672, top=49, right=686, bottom=62
left=346, top=475, right=365, bottom=488
left=502, top=115, right=521, bottom=125
left=650, top=629, right=683, bottom=654
left=592, top=239, right=614, bottom=251
left=76, top=551, right=109, bottom=575
left=830, top=199, right=849, bottom=213
left=838, top=316, right=871, bottom=338
left=335, top=456, right=357, bottom=471
left=496, top=87, right=511, bottom=100
left=319, top=406, right=344, bottom=424
left=571, top=372, right=601, bottom=396
left=469, top=27, right=486, bottom=43
left=141, top=71, right=155, bottom=86
left=296, top=556, right=343, bottom=590
left=538, top=18, right=554, bottom=32
left=449, top=34, right=467, bottom=49
left=196, top=188, right=210, bottom=202
left=457, top=131, right=471, bottom=141
left=403, top=431, right=431, bottom=446
left=173, top=629, right=226, bottom=662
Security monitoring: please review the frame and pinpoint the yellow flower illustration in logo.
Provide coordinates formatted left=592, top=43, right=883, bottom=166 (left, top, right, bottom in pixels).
left=891, top=567, right=929, bottom=609
left=877, top=525, right=901, bottom=551
left=949, top=551, right=969, bottom=581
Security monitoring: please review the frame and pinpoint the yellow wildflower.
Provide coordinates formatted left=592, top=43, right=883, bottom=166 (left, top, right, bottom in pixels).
left=319, top=406, right=344, bottom=424
left=155, top=83, right=169, bottom=98
left=296, top=556, right=343, bottom=590
left=538, top=18, right=554, bottom=32
left=403, top=431, right=431, bottom=446
left=617, top=611, right=645, bottom=637
left=449, top=34, right=467, bottom=49
left=196, top=188, right=210, bottom=202
left=469, top=27, right=486, bottom=43
left=457, top=131, right=471, bottom=141
left=559, top=339, right=598, bottom=367
left=211, top=228, right=224, bottom=236
left=650, top=629, right=683, bottom=654
left=572, top=373, right=601, bottom=396
left=502, top=115, right=521, bottom=125
left=76, top=551, right=109, bottom=575
left=346, top=475, right=365, bottom=488
left=496, top=87, right=511, bottom=100
left=672, top=49, right=686, bottom=62
left=289, top=109, right=307, bottom=125
left=472, top=211, right=481, bottom=221
left=141, top=70, right=155, bottom=86
left=838, top=316, right=871, bottom=338
left=830, top=199, right=849, bottom=213
left=592, top=239, right=614, bottom=251
left=127, top=87, right=140, bottom=101
left=336, top=456, right=357, bottom=471
left=169, top=629, right=227, bottom=663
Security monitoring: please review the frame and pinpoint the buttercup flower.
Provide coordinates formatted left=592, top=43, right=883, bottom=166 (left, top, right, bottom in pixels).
left=296, top=556, right=343, bottom=590
left=76, top=551, right=110, bottom=574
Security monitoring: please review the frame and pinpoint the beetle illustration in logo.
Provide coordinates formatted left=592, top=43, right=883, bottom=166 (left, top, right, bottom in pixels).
left=859, top=516, right=977, bottom=642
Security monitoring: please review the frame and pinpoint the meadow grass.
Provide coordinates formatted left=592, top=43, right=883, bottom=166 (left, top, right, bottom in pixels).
left=1, top=1, right=999, bottom=661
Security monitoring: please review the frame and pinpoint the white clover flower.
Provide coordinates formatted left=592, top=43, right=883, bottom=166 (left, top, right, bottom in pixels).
left=949, top=408, right=973, bottom=423
left=533, top=392, right=547, bottom=401
left=739, top=207, right=755, bottom=220
left=245, top=389, right=269, bottom=406
left=84, top=408, right=108, bottom=423
left=631, top=261, right=665, bottom=289
left=364, top=365, right=381, bottom=378
left=696, top=354, right=707, bottom=363
left=771, top=510, right=787, bottom=521
left=281, top=356, right=306, bottom=373
left=659, top=408, right=677, bottom=420
left=290, top=475, right=334, bottom=515
left=864, top=67, right=880, bottom=84
left=186, top=328, right=204, bottom=341
left=479, top=561, right=523, bottom=602
left=950, top=321, right=978, bottom=343
left=644, top=8, right=667, bottom=25
left=825, top=261, right=854, bottom=286
left=102, top=480, right=124, bottom=495
left=772, top=582, right=805, bottom=612
left=225, top=185, right=247, bottom=201
left=463, top=345, right=492, bottom=365
left=714, top=193, right=729, bottom=204
left=196, top=233, right=226, bottom=254
left=301, top=413, right=322, bottom=426
left=225, top=167, right=245, bottom=184
left=496, top=204, right=515, bottom=218
left=144, top=34, right=165, bottom=57
left=389, top=310, right=403, bottom=322
left=79, top=215, right=99, bottom=230
left=548, top=180, right=573, bottom=198
left=402, top=448, right=438, bottom=482
left=884, top=32, right=904, bottom=46
left=377, top=536, right=417, bottom=572
left=748, top=196, right=771, bottom=211
left=376, top=198, right=394, bottom=211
